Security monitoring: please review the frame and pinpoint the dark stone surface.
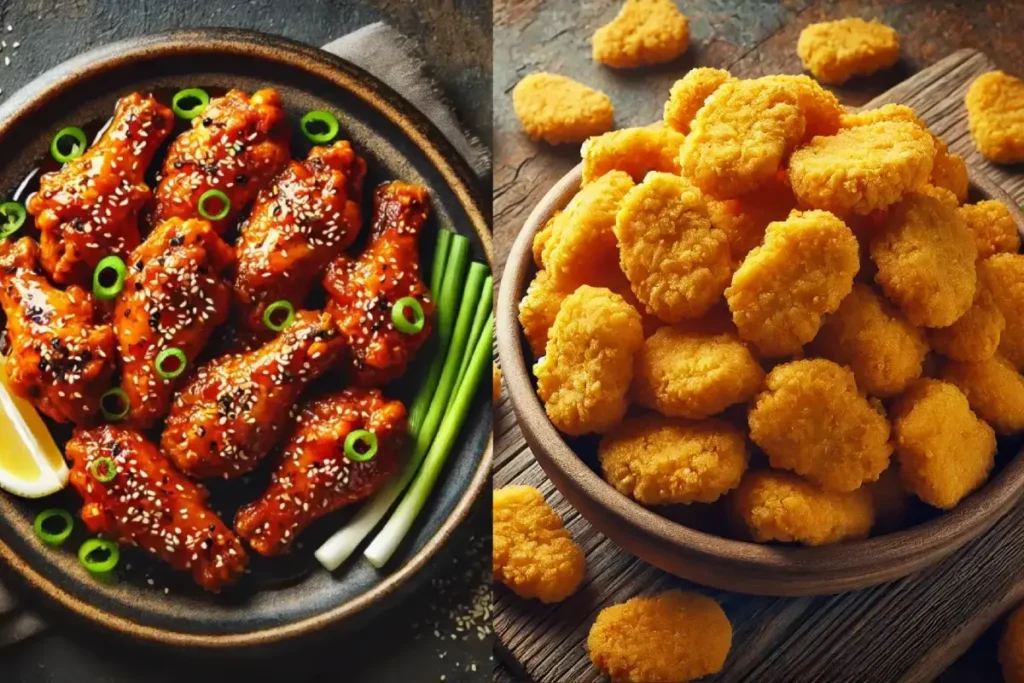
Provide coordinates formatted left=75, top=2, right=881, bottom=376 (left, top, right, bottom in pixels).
left=0, top=1, right=492, bottom=682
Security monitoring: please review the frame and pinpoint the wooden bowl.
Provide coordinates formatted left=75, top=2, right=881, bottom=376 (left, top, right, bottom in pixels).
left=496, top=163, right=1024, bottom=597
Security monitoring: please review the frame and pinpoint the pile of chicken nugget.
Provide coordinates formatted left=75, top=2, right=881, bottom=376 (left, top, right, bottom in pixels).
left=515, top=24, right=1024, bottom=553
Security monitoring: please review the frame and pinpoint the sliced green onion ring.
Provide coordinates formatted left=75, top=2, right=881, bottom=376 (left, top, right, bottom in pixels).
left=198, top=189, right=230, bottom=221
left=78, top=538, right=120, bottom=575
left=300, top=110, right=340, bottom=144
left=34, top=509, right=73, bottom=546
left=100, top=388, right=130, bottom=422
left=171, top=88, right=210, bottom=120
left=89, top=456, right=117, bottom=483
left=0, top=202, right=27, bottom=239
left=392, top=297, right=425, bottom=335
left=93, top=255, right=127, bottom=301
left=344, top=429, right=378, bottom=462
left=263, top=300, right=296, bottom=332
left=51, top=126, right=88, bottom=163
left=154, top=347, right=187, bottom=380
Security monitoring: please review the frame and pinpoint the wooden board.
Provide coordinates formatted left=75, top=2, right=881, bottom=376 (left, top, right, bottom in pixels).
left=493, top=48, right=1024, bottom=683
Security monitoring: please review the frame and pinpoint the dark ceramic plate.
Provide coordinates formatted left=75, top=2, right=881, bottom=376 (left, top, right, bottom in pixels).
left=0, top=29, right=492, bottom=646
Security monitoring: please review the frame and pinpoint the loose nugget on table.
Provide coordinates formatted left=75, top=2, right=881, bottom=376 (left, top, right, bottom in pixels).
left=797, top=18, right=900, bottom=85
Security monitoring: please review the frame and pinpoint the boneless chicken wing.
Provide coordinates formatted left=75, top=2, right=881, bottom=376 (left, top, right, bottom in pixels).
left=27, top=93, right=174, bottom=285
left=151, top=89, right=290, bottom=232
left=66, top=426, right=247, bottom=592
left=0, top=238, right=115, bottom=424
left=114, top=218, right=235, bottom=428
left=324, top=181, right=433, bottom=386
left=160, top=311, right=346, bottom=479
left=234, top=141, right=366, bottom=335
left=235, top=388, right=406, bottom=556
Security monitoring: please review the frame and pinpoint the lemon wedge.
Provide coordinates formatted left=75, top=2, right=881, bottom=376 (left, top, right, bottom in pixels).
left=0, top=356, right=68, bottom=498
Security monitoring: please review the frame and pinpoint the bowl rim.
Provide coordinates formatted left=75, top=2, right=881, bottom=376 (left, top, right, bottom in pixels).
left=497, top=161, right=1024, bottom=579
left=0, top=27, right=493, bottom=647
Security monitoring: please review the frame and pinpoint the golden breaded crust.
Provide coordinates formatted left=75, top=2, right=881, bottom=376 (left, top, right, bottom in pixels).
left=535, top=286, right=644, bottom=435
left=759, top=74, right=844, bottom=138
left=707, top=175, right=797, bottom=261
left=958, top=200, right=1021, bottom=260
left=732, top=469, right=874, bottom=545
left=810, top=283, right=928, bottom=398
left=797, top=18, right=900, bottom=85
left=943, top=354, right=1024, bottom=435
left=592, top=0, right=690, bottom=69
left=966, top=71, right=1024, bottom=164
left=519, top=270, right=567, bottom=358
left=892, top=379, right=995, bottom=509
left=543, top=170, right=635, bottom=290
left=634, top=326, right=764, bottom=418
left=587, top=590, right=731, bottom=683
left=930, top=140, right=969, bottom=204
left=615, top=172, right=731, bottom=322
left=680, top=78, right=805, bottom=199
left=748, top=359, right=893, bottom=492
left=1001, top=603, right=1024, bottom=683
left=870, top=192, right=977, bottom=328
left=928, top=283, right=1004, bottom=363
left=581, top=125, right=686, bottom=185
left=840, top=103, right=924, bottom=129
left=663, top=67, right=733, bottom=134
left=789, top=121, right=935, bottom=216
left=916, top=183, right=960, bottom=209
left=599, top=415, right=748, bottom=504
left=980, top=254, right=1024, bottom=370
left=512, top=73, right=614, bottom=145
left=492, top=486, right=586, bottom=603
left=532, top=210, right=560, bottom=268
left=726, top=210, right=859, bottom=357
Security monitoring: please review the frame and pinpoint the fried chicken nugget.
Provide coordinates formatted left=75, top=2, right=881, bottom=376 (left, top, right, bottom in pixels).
left=943, top=354, right=1024, bottom=434
left=748, top=359, right=893, bottom=492
left=599, top=415, right=748, bottom=505
left=916, top=183, right=960, bottom=209
left=634, top=325, right=763, bottom=418
left=759, top=74, right=844, bottom=138
left=789, top=121, right=935, bottom=216
left=840, top=103, right=924, bottom=129
left=732, top=469, right=874, bottom=545
left=519, top=270, right=567, bottom=358
left=532, top=210, right=560, bottom=268
left=726, top=210, right=859, bottom=357
left=965, top=71, right=1024, bottom=164
left=958, top=200, right=1021, bottom=260
left=892, top=379, right=995, bottom=509
left=797, top=18, right=900, bottom=85
left=927, top=283, right=1004, bottom=362
left=615, top=172, right=732, bottom=322
left=663, top=67, right=733, bottom=135
left=544, top=170, right=635, bottom=290
left=493, top=485, right=585, bottom=603
left=592, top=0, right=690, bottom=69
left=1001, top=603, right=1024, bottom=683
left=707, top=175, right=798, bottom=261
left=512, top=73, right=614, bottom=145
left=535, top=286, right=644, bottom=435
left=930, top=139, right=969, bottom=205
left=870, top=192, right=977, bottom=328
left=587, top=590, right=731, bottom=683
left=810, top=283, right=928, bottom=398
left=581, top=125, right=686, bottom=185
left=680, top=78, right=806, bottom=199
left=980, top=254, right=1024, bottom=370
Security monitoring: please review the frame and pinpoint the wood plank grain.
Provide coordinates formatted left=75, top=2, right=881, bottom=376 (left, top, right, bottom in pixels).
left=493, top=45, right=1024, bottom=683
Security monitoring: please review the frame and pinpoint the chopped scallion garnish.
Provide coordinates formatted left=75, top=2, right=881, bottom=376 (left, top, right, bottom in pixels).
left=34, top=509, right=73, bottom=546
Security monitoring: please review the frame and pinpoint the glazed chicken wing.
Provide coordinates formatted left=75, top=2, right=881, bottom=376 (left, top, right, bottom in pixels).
left=27, top=93, right=174, bottom=285
left=66, top=426, right=247, bottom=592
left=324, top=181, right=434, bottom=386
left=0, top=238, right=115, bottom=424
left=151, top=89, right=290, bottom=233
left=161, top=310, right=346, bottom=479
left=234, top=141, right=366, bottom=336
left=114, top=218, right=235, bottom=428
left=235, top=388, right=406, bottom=556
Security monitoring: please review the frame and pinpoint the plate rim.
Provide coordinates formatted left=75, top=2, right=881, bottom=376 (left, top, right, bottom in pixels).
left=0, top=27, right=493, bottom=646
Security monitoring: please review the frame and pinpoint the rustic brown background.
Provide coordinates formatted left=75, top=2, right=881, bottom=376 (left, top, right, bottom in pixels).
left=493, top=1, right=1024, bottom=681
